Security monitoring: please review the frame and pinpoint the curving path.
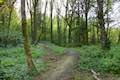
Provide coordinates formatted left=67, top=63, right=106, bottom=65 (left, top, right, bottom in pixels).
left=34, top=49, right=79, bottom=80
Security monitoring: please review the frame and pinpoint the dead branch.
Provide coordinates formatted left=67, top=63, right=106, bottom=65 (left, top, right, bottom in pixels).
left=91, top=69, right=101, bottom=80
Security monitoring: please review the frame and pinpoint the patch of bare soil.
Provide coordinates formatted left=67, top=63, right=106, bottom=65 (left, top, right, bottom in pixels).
left=33, top=44, right=62, bottom=80
left=33, top=48, right=78, bottom=80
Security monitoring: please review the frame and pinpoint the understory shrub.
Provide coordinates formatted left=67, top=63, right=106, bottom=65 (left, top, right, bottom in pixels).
left=77, top=45, right=120, bottom=73
left=0, top=45, right=47, bottom=80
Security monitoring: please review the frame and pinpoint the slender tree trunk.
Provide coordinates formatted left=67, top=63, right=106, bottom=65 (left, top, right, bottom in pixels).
left=21, top=0, right=37, bottom=74
left=63, top=25, right=67, bottom=45
left=68, top=9, right=74, bottom=44
left=81, top=3, right=85, bottom=45
left=30, top=13, right=33, bottom=38
left=50, top=0, right=53, bottom=42
left=85, top=12, right=88, bottom=44
left=97, top=0, right=110, bottom=50
left=77, top=2, right=81, bottom=46
left=91, top=22, right=96, bottom=44
left=84, top=0, right=90, bottom=45
left=26, top=0, right=33, bottom=41
left=43, top=1, right=47, bottom=40
left=32, top=0, right=39, bottom=44
left=106, top=0, right=110, bottom=38
left=68, top=26, right=72, bottom=43
left=63, top=0, right=68, bottom=45
left=57, top=13, right=61, bottom=45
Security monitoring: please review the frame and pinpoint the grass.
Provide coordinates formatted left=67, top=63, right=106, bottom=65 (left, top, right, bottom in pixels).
left=0, top=43, right=66, bottom=80
left=47, top=43, right=66, bottom=55
left=0, top=43, right=120, bottom=80
left=76, top=45, right=120, bottom=74
left=0, top=45, right=47, bottom=80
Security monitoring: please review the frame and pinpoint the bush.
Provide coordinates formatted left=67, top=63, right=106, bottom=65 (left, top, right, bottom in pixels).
left=0, top=45, right=47, bottom=80
left=0, top=31, right=22, bottom=47
left=77, top=45, right=120, bottom=73
left=0, top=60, right=6, bottom=80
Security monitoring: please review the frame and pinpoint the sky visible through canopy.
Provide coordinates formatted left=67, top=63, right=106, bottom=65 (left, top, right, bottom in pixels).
left=14, top=0, right=120, bottom=28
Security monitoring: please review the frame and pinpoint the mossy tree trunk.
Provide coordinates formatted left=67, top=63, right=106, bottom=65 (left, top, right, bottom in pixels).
left=21, top=0, right=37, bottom=74
left=32, top=0, right=39, bottom=44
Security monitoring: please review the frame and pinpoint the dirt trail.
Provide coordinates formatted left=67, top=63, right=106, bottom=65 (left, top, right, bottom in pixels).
left=33, top=48, right=78, bottom=80
left=33, top=44, right=119, bottom=80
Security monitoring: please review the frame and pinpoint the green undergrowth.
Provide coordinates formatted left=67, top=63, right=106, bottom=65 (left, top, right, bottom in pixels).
left=76, top=45, right=120, bottom=74
left=46, top=43, right=66, bottom=55
left=38, top=43, right=66, bottom=55
left=0, top=45, right=47, bottom=80
left=1, top=43, right=120, bottom=80
left=0, top=43, right=66, bottom=80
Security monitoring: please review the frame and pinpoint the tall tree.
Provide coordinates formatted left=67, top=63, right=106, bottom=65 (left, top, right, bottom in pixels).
left=21, top=0, right=37, bottom=74
left=84, top=0, right=90, bottom=45
left=26, top=0, right=33, bottom=38
left=50, top=0, right=54, bottom=42
left=63, top=0, right=68, bottom=45
left=5, top=0, right=16, bottom=47
left=97, top=0, right=110, bottom=50
left=106, top=0, right=112, bottom=38
left=67, top=0, right=76, bottom=43
left=32, top=0, right=39, bottom=44
left=42, top=1, right=48, bottom=40
left=56, top=5, right=61, bottom=45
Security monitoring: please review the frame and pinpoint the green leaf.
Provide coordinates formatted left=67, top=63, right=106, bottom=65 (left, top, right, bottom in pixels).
left=0, top=0, right=4, bottom=4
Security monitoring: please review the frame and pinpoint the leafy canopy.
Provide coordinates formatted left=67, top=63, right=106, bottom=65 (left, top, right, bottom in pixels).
left=0, top=0, right=4, bottom=3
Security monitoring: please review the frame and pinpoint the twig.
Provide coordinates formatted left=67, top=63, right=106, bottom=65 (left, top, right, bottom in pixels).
left=91, top=69, right=101, bottom=80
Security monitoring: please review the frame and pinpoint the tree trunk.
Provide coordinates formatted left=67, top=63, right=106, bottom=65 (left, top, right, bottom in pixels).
left=57, top=13, right=61, bottom=45
left=32, top=0, right=39, bottom=44
left=68, top=26, right=72, bottom=43
left=91, top=22, right=96, bottom=44
left=63, top=0, right=68, bottom=45
left=85, top=12, right=88, bottom=44
left=21, top=0, right=37, bottom=74
left=84, top=0, right=90, bottom=45
left=97, top=0, right=110, bottom=50
left=50, top=0, right=53, bottom=42
left=43, top=1, right=47, bottom=40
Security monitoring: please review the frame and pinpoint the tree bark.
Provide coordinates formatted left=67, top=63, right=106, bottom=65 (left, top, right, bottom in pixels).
left=57, top=10, right=61, bottom=45
left=50, top=0, right=53, bottom=42
left=84, top=0, right=90, bottom=45
left=43, top=1, right=48, bottom=40
left=21, top=0, right=37, bottom=74
left=85, top=12, right=88, bottom=44
left=97, top=0, right=110, bottom=50
left=63, top=0, right=68, bottom=45
left=32, top=0, right=39, bottom=44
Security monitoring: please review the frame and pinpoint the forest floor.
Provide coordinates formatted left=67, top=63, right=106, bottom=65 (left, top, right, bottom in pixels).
left=33, top=52, right=77, bottom=80
left=1, top=43, right=120, bottom=80
left=33, top=44, right=120, bottom=80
